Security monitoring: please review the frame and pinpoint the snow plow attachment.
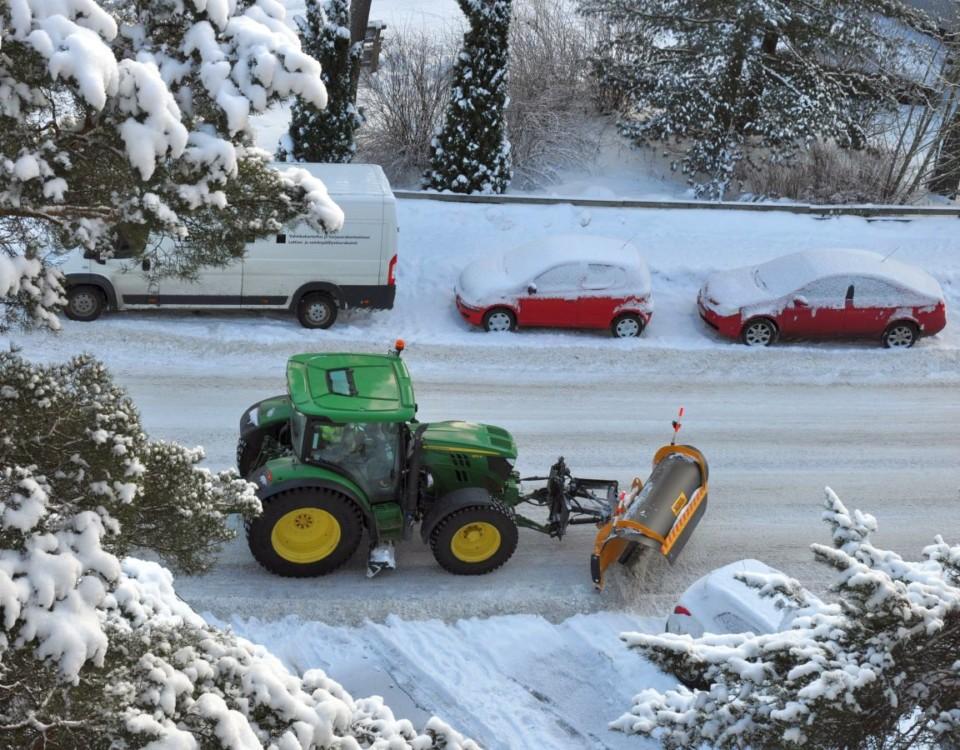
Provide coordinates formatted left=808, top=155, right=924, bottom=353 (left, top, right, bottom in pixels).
left=591, top=445, right=709, bottom=590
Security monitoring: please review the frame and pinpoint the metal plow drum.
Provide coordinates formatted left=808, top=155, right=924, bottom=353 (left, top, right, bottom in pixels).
left=590, top=444, right=709, bottom=590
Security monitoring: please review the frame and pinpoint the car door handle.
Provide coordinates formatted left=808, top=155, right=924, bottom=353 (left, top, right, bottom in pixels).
left=141, top=258, right=151, bottom=271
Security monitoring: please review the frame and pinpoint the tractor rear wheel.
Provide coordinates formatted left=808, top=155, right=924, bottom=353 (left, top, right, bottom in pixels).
left=247, top=488, right=362, bottom=576
left=429, top=503, right=518, bottom=575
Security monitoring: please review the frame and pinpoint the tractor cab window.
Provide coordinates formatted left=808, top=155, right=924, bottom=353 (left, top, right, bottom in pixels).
left=306, top=421, right=401, bottom=503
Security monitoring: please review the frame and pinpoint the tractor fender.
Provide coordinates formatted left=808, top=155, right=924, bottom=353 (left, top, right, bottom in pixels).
left=257, top=478, right=374, bottom=531
left=419, top=487, right=499, bottom=543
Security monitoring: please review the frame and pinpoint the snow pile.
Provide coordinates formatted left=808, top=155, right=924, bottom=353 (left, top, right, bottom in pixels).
left=613, top=489, right=960, bottom=749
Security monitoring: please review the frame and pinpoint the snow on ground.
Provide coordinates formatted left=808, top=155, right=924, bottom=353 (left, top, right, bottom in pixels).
left=210, top=611, right=669, bottom=750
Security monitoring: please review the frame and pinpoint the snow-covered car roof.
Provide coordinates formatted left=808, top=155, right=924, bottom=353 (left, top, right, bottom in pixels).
left=456, top=234, right=651, bottom=303
left=678, top=559, right=819, bottom=635
left=704, top=249, right=944, bottom=310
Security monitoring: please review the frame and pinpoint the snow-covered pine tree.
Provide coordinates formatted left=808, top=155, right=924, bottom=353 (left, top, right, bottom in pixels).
left=613, top=489, right=960, bottom=750
left=281, top=0, right=364, bottom=163
left=424, top=0, right=513, bottom=194
left=0, top=352, right=480, bottom=750
left=0, top=0, right=346, bottom=329
left=578, top=0, right=938, bottom=198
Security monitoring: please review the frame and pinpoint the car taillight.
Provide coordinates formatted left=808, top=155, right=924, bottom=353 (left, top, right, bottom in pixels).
left=387, top=254, right=397, bottom=286
left=673, top=605, right=692, bottom=617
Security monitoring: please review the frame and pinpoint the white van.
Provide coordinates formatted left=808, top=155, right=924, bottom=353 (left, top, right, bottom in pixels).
left=60, top=163, right=398, bottom=328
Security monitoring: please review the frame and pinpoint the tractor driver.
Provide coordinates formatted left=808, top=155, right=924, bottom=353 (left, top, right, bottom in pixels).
left=310, top=422, right=398, bottom=501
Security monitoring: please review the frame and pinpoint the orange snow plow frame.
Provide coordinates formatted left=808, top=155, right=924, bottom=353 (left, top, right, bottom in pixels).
left=590, top=444, right=709, bottom=591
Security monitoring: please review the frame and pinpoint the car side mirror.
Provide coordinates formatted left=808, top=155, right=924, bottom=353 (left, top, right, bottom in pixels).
left=793, top=295, right=809, bottom=307
left=527, top=283, right=537, bottom=295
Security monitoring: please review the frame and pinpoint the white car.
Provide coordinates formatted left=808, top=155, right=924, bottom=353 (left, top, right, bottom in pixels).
left=665, top=559, right=822, bottom=637
left=454, top=235, right=653, bottom=337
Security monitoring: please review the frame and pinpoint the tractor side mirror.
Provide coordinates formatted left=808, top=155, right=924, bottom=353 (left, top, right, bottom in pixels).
left=527, top=283, right=537, bottom=295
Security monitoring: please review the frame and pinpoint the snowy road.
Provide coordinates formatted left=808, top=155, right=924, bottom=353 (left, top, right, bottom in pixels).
left=102, top=344, right=959, bottom=625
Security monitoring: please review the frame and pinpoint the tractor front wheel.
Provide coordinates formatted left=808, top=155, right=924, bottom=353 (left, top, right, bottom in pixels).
left=247, top=488, right=362, bottom=576
left=430, top=503, right=519, bottom=575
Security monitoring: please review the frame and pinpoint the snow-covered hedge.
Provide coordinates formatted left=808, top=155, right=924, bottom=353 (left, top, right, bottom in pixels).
left=614, top=490, right=960, bottom=749
left=0, top=354, right=480, bottom=749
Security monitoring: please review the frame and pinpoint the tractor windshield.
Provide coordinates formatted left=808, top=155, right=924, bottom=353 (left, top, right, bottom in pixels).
left=297, top=417, right=401, bottom=503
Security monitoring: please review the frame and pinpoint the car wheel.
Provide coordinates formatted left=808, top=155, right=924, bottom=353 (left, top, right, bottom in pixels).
left=64, top=285, right=105, bottom=322
left=741, top=318, right=777, bottom=347
left=297, top=292, right=338, bottom=329
left=882, top=321, right=918, bottom=349
left=611, top=313, right=644, bottom=338
left=430, top=502, right=519, bottom=575
left=246, top=488, right=363, bottom=576
left=482, top=307, right=516, bottom=333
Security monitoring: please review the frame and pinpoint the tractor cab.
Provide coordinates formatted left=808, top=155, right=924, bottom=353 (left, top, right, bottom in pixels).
left=285, top=352, right=414, bottom=503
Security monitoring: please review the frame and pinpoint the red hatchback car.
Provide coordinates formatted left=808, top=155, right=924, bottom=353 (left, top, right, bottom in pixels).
left=698, top=249, right=947, bottom=348
left=455, top=235, right=653, bottom=338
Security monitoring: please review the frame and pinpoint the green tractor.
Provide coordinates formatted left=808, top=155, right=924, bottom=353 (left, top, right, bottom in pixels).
left=239, top=343, right=709, bottom=584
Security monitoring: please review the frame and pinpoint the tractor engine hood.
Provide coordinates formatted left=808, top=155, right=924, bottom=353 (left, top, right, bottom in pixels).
left=421, top=421, right=518, bottom=459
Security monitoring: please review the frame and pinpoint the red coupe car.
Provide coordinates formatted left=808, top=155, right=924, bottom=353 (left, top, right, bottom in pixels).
left=455, top=235, right=653, bottom=337
left=698, top=249, right=946, bottom=348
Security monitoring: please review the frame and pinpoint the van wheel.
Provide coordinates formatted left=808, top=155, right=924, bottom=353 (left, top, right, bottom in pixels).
left=297, top=293, right=338, bottom=329
left=65, top=285, right=104, bottom=322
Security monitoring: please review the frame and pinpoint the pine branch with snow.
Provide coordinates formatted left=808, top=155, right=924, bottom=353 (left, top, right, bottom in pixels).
left=0, top=353, right=480, bottom=749
left=281, top=0, right=364, bottom=163
left=0, top=0, right=345, bottom=328
left=424, top=0, right=513, bottom=194
left=614, top=489, right=960, bottom=750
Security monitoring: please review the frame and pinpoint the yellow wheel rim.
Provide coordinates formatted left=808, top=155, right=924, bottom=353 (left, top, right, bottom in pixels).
left=271, top=508, right=341, bottom=563
left=450, top=521, right=501, bottom=563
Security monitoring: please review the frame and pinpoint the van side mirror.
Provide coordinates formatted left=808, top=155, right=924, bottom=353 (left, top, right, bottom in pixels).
left=527, top=283, right=537, bottom=295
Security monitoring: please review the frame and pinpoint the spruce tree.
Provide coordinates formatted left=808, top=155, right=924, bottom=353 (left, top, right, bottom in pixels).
left=283, top=0, right=364, bottom=163
left=579, top=0, right=937, bottom=198
left=613, top=490, right=960, bottom=749
left=424, top=0, right=513, bottom=194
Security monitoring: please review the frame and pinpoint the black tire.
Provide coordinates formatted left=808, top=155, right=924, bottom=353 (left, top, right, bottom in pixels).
left=482, top=307, right=516, bottom=333
left=611, top=313, right=644, bottom=338
left=246, top=488, right=362, bottom=577
left=882, top=321, right=918, bottom=349
left=429, top=502, right=519, bottom=575
left=64, top=285, right=105, bottom=322
left=740, top=317, right=777, bottom=347
left=297, top=292, right=338, bottom=329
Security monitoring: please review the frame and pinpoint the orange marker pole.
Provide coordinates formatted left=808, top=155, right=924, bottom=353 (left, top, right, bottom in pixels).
left=670, top=406, right=684, bottom=445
